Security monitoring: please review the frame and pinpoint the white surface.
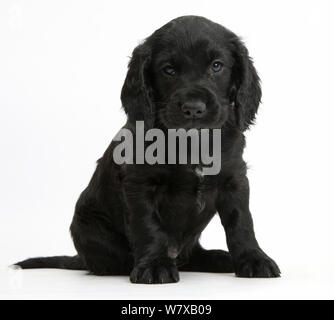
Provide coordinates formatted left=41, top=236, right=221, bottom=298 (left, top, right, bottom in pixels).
left=1, top=0, right=334, bottom=299
left=1, top=266, right=333, bottom=300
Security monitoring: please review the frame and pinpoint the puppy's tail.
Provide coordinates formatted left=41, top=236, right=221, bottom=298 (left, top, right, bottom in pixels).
left=13, top=255, right=86, bottom=270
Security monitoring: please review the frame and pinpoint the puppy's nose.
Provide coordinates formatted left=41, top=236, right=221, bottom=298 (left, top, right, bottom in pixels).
left=181, top=101, right=206, bottom=119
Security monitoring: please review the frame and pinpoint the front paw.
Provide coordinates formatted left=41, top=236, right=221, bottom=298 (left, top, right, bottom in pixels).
left=130, top=262, right=179, bottom=284
left=234, top=248, right=280, bottom=278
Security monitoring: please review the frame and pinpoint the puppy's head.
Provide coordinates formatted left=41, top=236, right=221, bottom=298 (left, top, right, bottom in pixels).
left=121, top=16, right=261, bottom=131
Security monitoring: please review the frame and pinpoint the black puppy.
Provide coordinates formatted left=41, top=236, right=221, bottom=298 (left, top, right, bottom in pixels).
left=16, top=16, right=280, bottom=283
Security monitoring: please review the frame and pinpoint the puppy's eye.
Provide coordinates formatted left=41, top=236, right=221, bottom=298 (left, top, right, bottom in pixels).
left=162, top=65, right=176, bottom=76
left=211, top=60, right=223, bottom=73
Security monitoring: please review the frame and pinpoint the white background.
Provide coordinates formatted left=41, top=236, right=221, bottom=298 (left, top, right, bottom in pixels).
left=1, top=0, right=334, bottom=299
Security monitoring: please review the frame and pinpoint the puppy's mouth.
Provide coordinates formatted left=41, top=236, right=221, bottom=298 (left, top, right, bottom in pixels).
left=158, top=103, right=227, bottom=130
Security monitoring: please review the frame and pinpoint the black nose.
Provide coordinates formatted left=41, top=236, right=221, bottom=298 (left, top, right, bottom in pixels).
left=181, top=101, right=207, bottom=119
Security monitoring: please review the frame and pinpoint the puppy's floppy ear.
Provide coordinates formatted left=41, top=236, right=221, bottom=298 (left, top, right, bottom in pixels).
left=230, top=37, right=262, bottom=131
left=121, top=43, right=155, bottom=127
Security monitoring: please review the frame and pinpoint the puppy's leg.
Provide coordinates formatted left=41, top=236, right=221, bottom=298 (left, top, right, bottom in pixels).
left=123, top=178, right=179, bottom=284
left=178, top=243, right=234, bottom=273
left=217, top=174, right=280, bottom=278
left=71, top=211, right=132, bottom=276
left=127, top=215, right=179, bottom=284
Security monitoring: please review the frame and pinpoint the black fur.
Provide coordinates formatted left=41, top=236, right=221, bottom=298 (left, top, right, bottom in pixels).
left=15, top=16, right=280, bottom=283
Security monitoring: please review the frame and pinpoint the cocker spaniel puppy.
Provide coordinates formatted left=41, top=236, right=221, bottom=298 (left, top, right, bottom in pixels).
left=16, top=16, right=280, bottom=283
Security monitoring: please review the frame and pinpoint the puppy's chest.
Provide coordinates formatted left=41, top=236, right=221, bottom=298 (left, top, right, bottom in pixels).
left=154, top=167, right=217, bottom=229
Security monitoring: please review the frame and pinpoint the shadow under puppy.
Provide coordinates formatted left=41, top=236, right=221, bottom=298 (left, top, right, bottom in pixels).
left=16, top=16, right=280, bottom=283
